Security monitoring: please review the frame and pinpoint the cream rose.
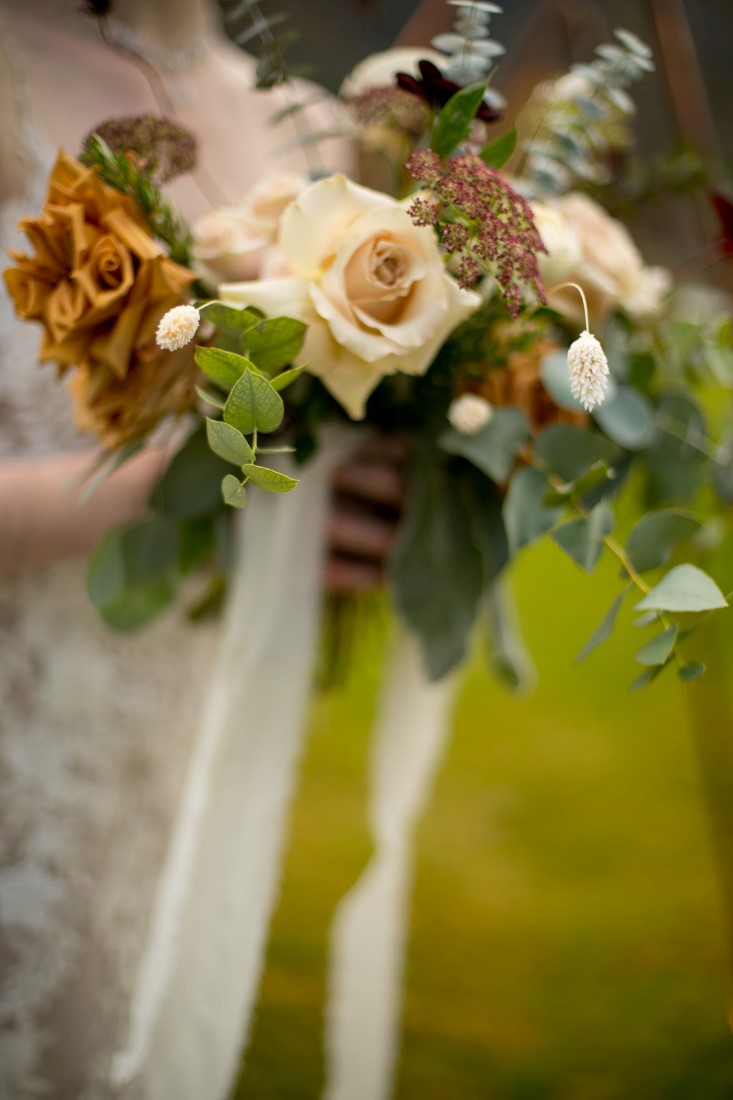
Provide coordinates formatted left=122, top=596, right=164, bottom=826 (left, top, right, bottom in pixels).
left=534, top=192, right=670, bottom=324
left=192, top=172, right=308, bottom=284
left=220, top=174, right=481, bottom=418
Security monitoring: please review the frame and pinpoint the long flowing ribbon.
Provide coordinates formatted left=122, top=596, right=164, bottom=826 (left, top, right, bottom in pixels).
left=111, top=439, right=346, bottom=1099
left=324, top=628, right=458, bottom=1100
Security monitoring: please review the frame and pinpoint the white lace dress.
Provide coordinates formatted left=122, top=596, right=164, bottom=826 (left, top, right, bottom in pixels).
left=0, top=46, right=223, bottom=1100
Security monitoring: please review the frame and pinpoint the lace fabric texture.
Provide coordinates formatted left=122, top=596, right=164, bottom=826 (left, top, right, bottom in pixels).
left=0, top=28, right=219, bottom=1100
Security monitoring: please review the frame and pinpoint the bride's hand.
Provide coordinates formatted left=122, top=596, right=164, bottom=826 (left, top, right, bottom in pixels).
left=326, top=437, right=407, bottom=593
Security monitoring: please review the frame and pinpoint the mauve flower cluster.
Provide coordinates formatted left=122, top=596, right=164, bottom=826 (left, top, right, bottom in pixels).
left=81, top=115, right=197, bottom=185
left=406, top=149, right=546, bottom=315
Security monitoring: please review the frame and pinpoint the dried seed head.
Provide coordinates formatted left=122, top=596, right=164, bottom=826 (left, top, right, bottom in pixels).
left=156, top=304, right=200, bottom=351
left=448, top=392, right=494, bottom=434
left=567, top=330, right=609, bottom=411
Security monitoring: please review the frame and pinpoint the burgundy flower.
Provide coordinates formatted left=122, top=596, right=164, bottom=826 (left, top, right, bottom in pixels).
left=396, top=60, right=501, bottom=124
left=711, top=191, right=733, bottom=258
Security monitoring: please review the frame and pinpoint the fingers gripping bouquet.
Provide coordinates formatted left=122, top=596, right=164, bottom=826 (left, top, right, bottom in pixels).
left=5, top=2, right=732, bottom=688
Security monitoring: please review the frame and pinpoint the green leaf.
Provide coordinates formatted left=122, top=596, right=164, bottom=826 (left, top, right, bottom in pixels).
left=390, top=445, right=484, bottom=681
left=635, top=564, right=728, bottom=613
left=244, top=317, right=307, bottom=373
left=594, top=385, right=656, bottom=450
left=575, top=591, right=626, bottom=662
left=224, top=368, right=285, bottom=434
left=206, top=418, right=254, bottom=466
left=485, top=578, right=534, bottom=692
left=458, top=467, right=509, bottom=583
left=542, top=461, right=615, bottom=505
left=270, top=365, right=306, bottom=392
left=195, top=346, right=250, bottom=391
left=178, top=516, right=216, bottom=573
left=503, top=467, right=561, bottom=551
left=679, top=660, right=706, bottom=682
left=626, top=509, right=702, bottom=573
left=539, top=351, right=587, bottom=412
left=643, top=394, right=708, bottom=505
left=636, top=624, right=678, bottom=666
left=196, top=385, right=226, bottom=410
left=156, top=428, right=231, bottom=519
left=87, top=517, right=180, bottom=630
left=478, top=126, right=517, bottom=168
left=221, top=474, right=249, bottom=508
left=199, top=302, right=260, bottom=332
left=551, top=500, right=613, bottom=573
left=440, top=409, right=529, bottom=484
left=534, top=424, right=619, bottom=482
left=430, top=80, right=488, bottom=159
left=628, top=666, right=663, bottom=692
left=242, top=463, right=298, bottom=492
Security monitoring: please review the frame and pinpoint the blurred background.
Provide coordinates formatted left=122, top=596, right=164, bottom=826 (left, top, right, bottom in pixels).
left=220, top=1, right=733, bottom=1096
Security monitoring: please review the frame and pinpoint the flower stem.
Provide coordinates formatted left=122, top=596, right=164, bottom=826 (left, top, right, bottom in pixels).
left=548, top=282, right=591, bottom=331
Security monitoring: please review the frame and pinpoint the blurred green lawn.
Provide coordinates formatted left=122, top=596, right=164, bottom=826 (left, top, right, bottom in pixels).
left=234, top=537, right=733, bottom=1099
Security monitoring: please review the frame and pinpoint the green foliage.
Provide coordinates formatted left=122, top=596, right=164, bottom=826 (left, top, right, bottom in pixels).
left=534, top=425, right=619, bottom=483
left=156, top=427, right=232, bottom=519
left=244, top=317, right=307, bottom=374
left=195, top=346, right=249, bottom=390
left=552, top=501, right=613, bottom=573
left=634, top=565, right=727, bottom=614
left=87, top=516, right=180, bottom=629
left=271, top=366, right=306, bottom=392
left=80, top=134, right=193, bottom=265
left=390, top=445, right=486, bottom=680
left=440, top=409, right=528, bottom=483
left=221, top=474, right=249, bottom=508
left=479, top=127, right=517, bottom=169
left=635, top=625, right=678, bottom=667
left=430, top=81, right=488, bottom=159
left=206, top=419, right=255, bottom=466
left=625, top=510, right=702, bottom=573
left=575, top=590, right=626, bottom=662
left=199, top=302, right=262, bottom=332
left=593, top=386, right=655, bottom=450
left=504, top=468, right=561, bottom=552
left=242, top=464, right=298, bottom=493
left=224, top=369, right=285, bottom=435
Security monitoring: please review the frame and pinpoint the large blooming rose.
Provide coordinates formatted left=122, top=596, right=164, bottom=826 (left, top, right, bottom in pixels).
left=533, top=193, right=670, bottom=325
left=192, top=171, right=308, bottom=284
left=4, top=150, right=194, bottom=444
left=220, top=174, right=480, bottom=418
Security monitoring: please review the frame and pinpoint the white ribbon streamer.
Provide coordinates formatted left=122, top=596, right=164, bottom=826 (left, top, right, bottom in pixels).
left=324, top=628, right=458, bottom=1100
left=112, top=438, right=346, bottom=1099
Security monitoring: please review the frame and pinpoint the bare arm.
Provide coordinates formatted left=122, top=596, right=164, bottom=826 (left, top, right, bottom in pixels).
left=0, top=449, right=166, bottom=575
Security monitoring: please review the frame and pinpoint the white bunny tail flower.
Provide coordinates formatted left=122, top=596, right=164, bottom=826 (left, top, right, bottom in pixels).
left=156, top=304, right=200, bottom=351
left=448, top=393, right=494, bottom=434
left=567, top=330, right=609, bottom=412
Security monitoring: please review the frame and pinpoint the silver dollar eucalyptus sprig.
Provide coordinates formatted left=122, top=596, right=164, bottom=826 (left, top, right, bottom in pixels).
left=432, top=0, right=507, bottom=111
left=522, top=28, right=654, bottom=197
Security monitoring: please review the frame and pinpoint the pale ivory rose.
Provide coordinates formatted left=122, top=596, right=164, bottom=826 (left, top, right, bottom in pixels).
left=192, top=172, right=308, bottom=284
left=220, top=174, right=481, bottom=418
left=533, top=192, right=671, bottom=325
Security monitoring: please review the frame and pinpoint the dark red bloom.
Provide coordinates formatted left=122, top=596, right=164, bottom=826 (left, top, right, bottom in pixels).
left=711, top=191, right=733, bottom=258
left=396, top=60, right=500, bottom=124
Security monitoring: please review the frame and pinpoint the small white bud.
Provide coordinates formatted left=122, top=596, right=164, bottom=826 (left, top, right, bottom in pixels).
left=448, top=393, right=494, bottom=434
left=567, top=330, right=609, bottom=412
left=156, top=304, right=201, bottom=351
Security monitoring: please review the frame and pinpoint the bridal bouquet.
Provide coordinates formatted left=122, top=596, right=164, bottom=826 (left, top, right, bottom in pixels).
left=5, top=1, right=732, bottom=687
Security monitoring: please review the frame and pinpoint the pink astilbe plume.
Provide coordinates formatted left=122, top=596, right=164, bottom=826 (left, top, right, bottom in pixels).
left=406, top=149, right=546, bottom=315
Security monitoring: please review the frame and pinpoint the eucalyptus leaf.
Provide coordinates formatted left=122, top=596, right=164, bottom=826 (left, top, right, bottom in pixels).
left=635, top=564, right=727, bottom=613
left=156, top=428, right=231, bottom=519
left=534, top=424, right=619, bottom=482
left=643, top=394, right=708, bottom=505
left=636, top=624, right=678, bottom=666
left=242, top=463, right=298, bottom=492
left=679, top=660, right=705, bottom=682
left=440, top=408, right=528, bottom=484
left=575, top=590, right=625, bottom=662
left=539, top=351, right=585, bottom=412
left=195, top=346, right=250, bottom=391
left=459, top=467, right=509, bottom=583
left=199, top=302, right=260, bottom=333
left=478, top=126, right=517, bottom=168
left=206, top=418, right=255, bottom=466
left=543, top=461, right=615, bottom=505
left=503, top=467, right=561, bottom=552
left=221, top=474, right=249, bottom=508
left=224, top=368, right=285, bottom=434
left=485, top=578, right=535, bottom=692
left=625, top=509, right=702, bottom=573
left=593, top=385, right=656, bottom=449
left=196, top=386, right=226, bottom=410
left=87, top=516, right=180, bottom=630
left=390, top=445, right=484, bottom=681
left=244, top=317, right=307, bottom=373
left=628, top=666, right=663, bottom=692
left=551, top=500, right=613, bottom=573
left=270, top=365, right=306, bottom=392
left=430, top=80, right=488, bottom=158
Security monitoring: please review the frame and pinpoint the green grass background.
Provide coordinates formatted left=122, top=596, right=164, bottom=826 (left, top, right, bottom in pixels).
left=233, top=537, right=733, bottom=1098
